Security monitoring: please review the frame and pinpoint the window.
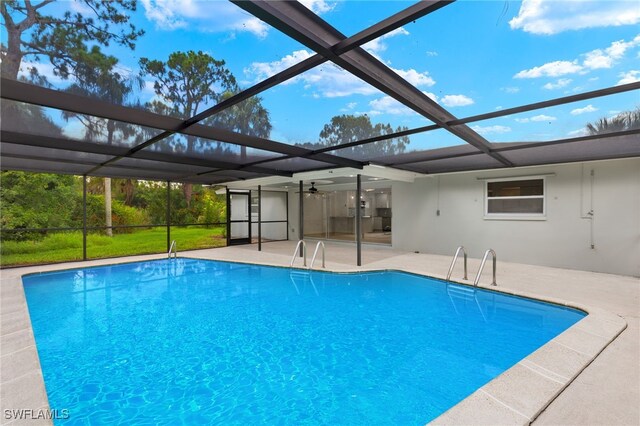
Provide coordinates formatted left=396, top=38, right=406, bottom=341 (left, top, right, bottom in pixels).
left=485, top=177, right=545, bottom=219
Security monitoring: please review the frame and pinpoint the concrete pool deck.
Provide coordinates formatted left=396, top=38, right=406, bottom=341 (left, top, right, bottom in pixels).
left=1, top=241, right=638, bottom=425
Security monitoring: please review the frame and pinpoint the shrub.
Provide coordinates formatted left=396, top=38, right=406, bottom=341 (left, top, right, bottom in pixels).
left=198, top=192, right=226, bottom=226
left=0, top=171, right=81, bottom=241
left=111, top=201, right=150, bottom=233
left=84, top=194, right=150, bottom=233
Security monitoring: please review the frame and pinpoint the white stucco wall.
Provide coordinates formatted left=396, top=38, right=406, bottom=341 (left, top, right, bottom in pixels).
left=392, top=158, right=640, bottom=276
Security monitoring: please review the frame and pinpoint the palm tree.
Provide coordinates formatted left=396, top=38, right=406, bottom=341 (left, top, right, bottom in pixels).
left=622, top=108, right=640, bottom=130
left=586, top=107, right=640, bottom=135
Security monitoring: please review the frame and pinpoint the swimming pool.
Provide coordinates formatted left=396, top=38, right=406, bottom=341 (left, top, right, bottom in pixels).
left=23, top=258, right=585, bottom=424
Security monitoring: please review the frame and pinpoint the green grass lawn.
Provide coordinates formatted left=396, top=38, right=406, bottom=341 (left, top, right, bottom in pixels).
left=0, top=226, right=226, bottom=267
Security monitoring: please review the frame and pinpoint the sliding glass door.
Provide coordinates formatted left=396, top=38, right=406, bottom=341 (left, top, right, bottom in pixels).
left=303, top=187, right=392, bottom=245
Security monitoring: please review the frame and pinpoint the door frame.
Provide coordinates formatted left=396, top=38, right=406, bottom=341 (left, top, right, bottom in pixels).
left=226, top=190, right=251, bottom=246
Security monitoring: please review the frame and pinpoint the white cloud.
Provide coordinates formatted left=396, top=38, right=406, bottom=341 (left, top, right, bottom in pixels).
left=142, top=80, right=156, bottom=95
left=141, top=0, right=186, bottom=30
left=246, top=51, right=375, bottom=97
left=62, top=118, right=92, bottom=140
left=426, top=51, right=438, bottom=57
left=617, top=70, right=640, bottom=85
left=367, top=92, right=437, bottom=116
left=515, top=60, right=583, bottom=79
left=69, top=0, right=94, bottom=15
left=245, top=50, right=314, bottom=82
left=368, top=96, right=413, bottom=116
left=391, top=67, right=435, bottom=87
left=18, top=61, right=67, bottom=85
left=516, top=114, right=557, bottom=123
left=312, top=67, right=378, bottom=98
left=363, top=27, right=410, bottom=54
left=571, top=104, right=598, bottom=115
left=141, top=0, right=269, bottom=37
left=531, top=114, right=557, bottom=122
left=423, top=92, right=438, bottom=102
left=514, top=34, right=640, bottom=79
left=340, top=102, right=358, bottom=112
left=246, top=50, right=435, bottom=97
left=543, top=78, right=572, bottom=90
left=502, top=86, right=520, bottom=94
left=299, top=0, right=335, bottom=14
left=510, top=0, right=640, bottom=35
left=568, top=128, right=588, bottom=137
left=583, top=35, right=640, bottom=70
left=140, top=80, right=169, bottom=105
left=235, top=18, right=270, bottom=38
left=471, top=125, right=512, bottom=135
left=441, top=94, right=474, bottom=107
left=583, top=50, right=614, bottom=70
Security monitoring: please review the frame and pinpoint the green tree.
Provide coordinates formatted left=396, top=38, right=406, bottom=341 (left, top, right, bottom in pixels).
left=1, top=0, right=143, bottom=81
left=81, top=193, right=148, bottom=233
left=1, top=100, right=64, bottom=137
left=586, top=107, right=640, bottom=135
left=61, top=46, right=143, bottom=236
left=208, top=92, right=272, bottom=160
left=198, top=191, right=227, bottom=226
left=133, top=181, right=168, bottom=224
left=0, top=171, right=81, bottom=241
left=1, top=1, right=144, bottom=222
left=115, top=178, right=137, bottom=207
left=304, top=114, right=410, bottom=158
left=139, top=51, right=238, bottom=205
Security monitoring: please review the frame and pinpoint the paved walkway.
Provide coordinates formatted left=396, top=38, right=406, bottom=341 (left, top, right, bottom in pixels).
left=1, top=240, right=638, bottom=425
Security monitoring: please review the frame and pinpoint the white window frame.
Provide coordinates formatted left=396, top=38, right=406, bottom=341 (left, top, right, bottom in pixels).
left=484, top=176, right=546, bottom=220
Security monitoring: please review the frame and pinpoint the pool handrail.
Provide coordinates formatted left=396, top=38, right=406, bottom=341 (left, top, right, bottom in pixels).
left=290, top=240, right=307, bottom=267
left=474, top=248, right=497, bottom=287
left=446, top=246, right=468, bottom=281
left=168, top=240, right=177, bottom=259
left=309, top=241, right=326, bottom=269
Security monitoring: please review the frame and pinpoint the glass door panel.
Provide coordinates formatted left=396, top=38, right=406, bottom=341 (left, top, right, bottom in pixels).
left=228, top=191, right=250, bottom=245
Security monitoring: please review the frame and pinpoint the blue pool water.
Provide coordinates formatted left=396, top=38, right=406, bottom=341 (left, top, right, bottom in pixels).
left=23, top=258, right=584, bottom=425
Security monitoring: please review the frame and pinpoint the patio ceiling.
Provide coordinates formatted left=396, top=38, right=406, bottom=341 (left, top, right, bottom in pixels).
left=1, top=0, right=638, bottom=184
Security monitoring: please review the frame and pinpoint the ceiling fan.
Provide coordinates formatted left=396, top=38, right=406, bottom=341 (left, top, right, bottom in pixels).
left=295, top=182, right=327, bottom=196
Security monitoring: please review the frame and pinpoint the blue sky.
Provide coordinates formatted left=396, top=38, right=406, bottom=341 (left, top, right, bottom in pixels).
left=6, top=0, right=640, bottom=153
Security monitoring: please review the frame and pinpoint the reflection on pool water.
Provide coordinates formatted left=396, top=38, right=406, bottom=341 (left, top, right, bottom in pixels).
left=23, top=258, right=585, bottom=425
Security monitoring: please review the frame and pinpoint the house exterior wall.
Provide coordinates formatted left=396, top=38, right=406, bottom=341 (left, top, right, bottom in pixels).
left=392, top=158, right=640, bottom=277
left=251, top=191, right=288, bottom=241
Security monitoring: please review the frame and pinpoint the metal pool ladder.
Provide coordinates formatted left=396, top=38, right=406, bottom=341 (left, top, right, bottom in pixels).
left=309, top=241, right=326, bottom=269
left=446, top=246, right=468, bottom=281
left=168, top=240, right=177, bottom=259
left=474, top=249, right=497, bottom=286
left=290, top=240, right=307, bottom=267
left=289, top=270, right=319, bottom=296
